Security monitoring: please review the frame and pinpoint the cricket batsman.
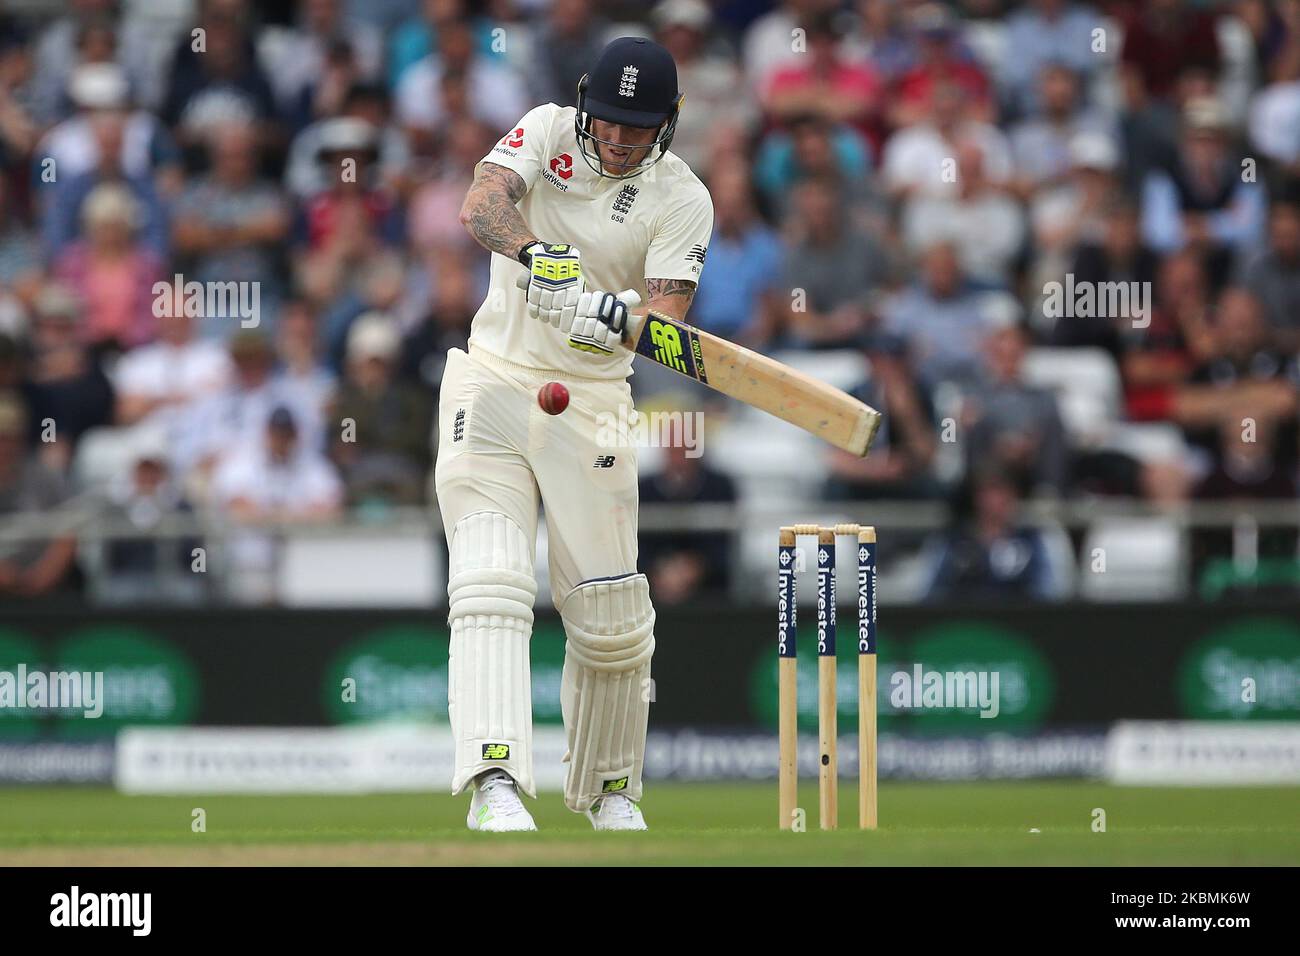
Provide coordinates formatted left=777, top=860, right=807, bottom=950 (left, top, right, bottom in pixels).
left=441, top=37, right=713, bottom=830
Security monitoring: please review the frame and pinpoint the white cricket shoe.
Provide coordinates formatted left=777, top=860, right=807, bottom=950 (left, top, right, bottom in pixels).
left=585, top=794, right=647, bottom=831
left=467, top=770, right=537, bottom=832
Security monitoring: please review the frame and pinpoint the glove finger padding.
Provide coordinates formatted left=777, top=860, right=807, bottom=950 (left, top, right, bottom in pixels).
left=525, top=243, right=584, bottom=329
left=568, top=291, right=631, bottom=355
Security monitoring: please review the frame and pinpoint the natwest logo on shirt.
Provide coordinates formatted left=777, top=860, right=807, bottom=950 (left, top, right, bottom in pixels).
left=549, top=153, right=574, bottom=179
left=503, top=128, right=525, bottom=148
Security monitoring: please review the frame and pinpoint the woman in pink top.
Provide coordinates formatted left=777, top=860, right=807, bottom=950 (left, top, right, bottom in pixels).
left=54, top=183, right=163, bottom=352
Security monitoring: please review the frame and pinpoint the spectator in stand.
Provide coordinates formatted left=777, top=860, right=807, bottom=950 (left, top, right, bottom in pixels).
left=1191, top=417, right=1300, bottom=597
left=396, top=15, right=527, bottom=148
left=882, top=78, right=1012, bottom=201
left=173, top=120, right=290, bottom=329
left=1248, top=37, right=1300, bottom=180
left=779, top=176, right=881, bottom=349
left=743, top=0, right=837, bottom=85
left=1181, top=287, right=1299, bottom=466
left=892, top=2, right=993, bottom=128
left=172, top=331, right=323, bottom=493
left=923, top=463, right=1057, bottom=602
left=1028, top=131, right=1121, bottom=288
left=160, top=5, right=279, bottom=157
left=1141, top=96, right=1267, bottom=291
left=40, top=64, right=173, bottom=257
left=113, top=306, right=231, bottom=428
left=389, top=0, right=506, bottom=89
left=1117, top=0, right=1223, bottom=190
left=1000, top=0, right=1102, bottom=120
left=652, top=0, right=751, bottom=173
left=285, top=82, right=411, bottom=201
left=1052, top=197, right=1160, bottom=354
left=331, top=312, right=433, bottom=506
left=295, top=118, right=404, bottom=316
left=1121, top=249, right=1215, bottom=424
left=1237, top=193, right=1300, bottom=351
left=256, top=0, right=383, bottom=122
left=842, top=0, right=918, bottom=86
left=759, top=12, right=882, bottom=143
left=99, top=429, right=203, bottom=604
left=0, top=396, right=79, bottom=597
left=406, top=117, right=490, bottom=256
left=690, top=165, right=783, bottom=346
left=273, top=299, right=336, bottom=424
left=401, top=258, right=474, bottom=394
left=209, top=404, right=343, bottom=602
left=637, top=426, right=737, bottom=604
left=0, top=17, right=39, bottom=165
left=315, top=251, right=412, bottom=374
left=882, top=241, right=996, bottom=388
left=52, top=183, right=162, bottom=353
left=41, top=13, right=116, bottom=122
left=0, top=175, right=40, bottom=318
left=531, top=0, right=612, bottom=109
left=1119, top=0, right=1222, bottom=106
left=1010, top=64, right=1114, bottom=196
left=19, top=284, right=114, bottom=472
left=962, top=320, right=1069, bottom=497
left=902, top=136, right=1024, bottom=286
left=825, top=337, right=939, bottom=501
left=754, top=112, right=875, bottom=220
left=29, top=0, right=155, bottom=124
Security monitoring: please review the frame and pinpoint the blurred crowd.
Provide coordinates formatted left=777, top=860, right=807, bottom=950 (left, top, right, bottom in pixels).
left=1, top=0, right=1299, bottom=604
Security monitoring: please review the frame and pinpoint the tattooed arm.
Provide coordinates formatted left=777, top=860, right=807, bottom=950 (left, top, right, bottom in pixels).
left=458, top=162, right=537, bottom=261
left=645, top=278, right=697, bottom=322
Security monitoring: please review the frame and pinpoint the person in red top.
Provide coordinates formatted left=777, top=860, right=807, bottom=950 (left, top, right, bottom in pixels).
left=1119, top=250, right=1207, bottom=421
left=760, top=12, right=883, bottom=143
left=300, top=117, right=401, bottom=253
left=892, top=3, right=992, bottom=128
left=1118, top=0, right=1222, bottom=105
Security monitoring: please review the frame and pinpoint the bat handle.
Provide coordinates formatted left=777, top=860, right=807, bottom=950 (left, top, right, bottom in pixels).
left=514, top=274, right=643, bottom=340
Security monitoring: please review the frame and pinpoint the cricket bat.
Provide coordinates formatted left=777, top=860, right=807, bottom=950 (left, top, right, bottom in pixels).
left=627, top=304, right=882, bottom=457
left=516, top=277, right=883, bottom=456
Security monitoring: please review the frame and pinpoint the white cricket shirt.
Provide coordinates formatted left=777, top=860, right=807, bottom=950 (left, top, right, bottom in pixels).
left=469, top=103, right=714, bottom=379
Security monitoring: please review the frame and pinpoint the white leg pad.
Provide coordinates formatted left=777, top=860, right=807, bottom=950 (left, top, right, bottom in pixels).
left=558, top=573, right=656, bottom=812
left=447, top=511, right=538, bottom=797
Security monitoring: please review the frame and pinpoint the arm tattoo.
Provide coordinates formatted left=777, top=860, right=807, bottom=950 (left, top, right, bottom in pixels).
left=645, top=278, right=697, bottom=320
left=460, top=162, right=536, bottom=259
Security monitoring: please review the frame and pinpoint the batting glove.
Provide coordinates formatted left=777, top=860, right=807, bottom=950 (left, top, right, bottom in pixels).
left=521, top=242, right=584, bottom=331
left=568, top=290, right=632, bottom=355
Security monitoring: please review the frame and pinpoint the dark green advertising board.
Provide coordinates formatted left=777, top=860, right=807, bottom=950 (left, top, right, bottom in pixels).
left=1, top=603, right=1297, bottom=737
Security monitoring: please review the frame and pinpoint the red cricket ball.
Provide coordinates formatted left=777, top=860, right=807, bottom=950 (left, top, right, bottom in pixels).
left=538, top=381, right=570, bottom=415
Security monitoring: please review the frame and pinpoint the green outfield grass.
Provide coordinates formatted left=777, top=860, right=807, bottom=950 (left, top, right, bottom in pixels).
left=0, top=782, right=1297, bottom=865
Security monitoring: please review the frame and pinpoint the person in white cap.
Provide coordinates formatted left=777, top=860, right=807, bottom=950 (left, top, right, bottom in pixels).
left=441, top=35, right=712, bottom=832
left=333, top=312, right=431, bottom=505
left=1141, top=96, right=1267, bottom=268
left=37, top=62, right=178, bottom=183
left=1028, top=131, right=1122, bottom=282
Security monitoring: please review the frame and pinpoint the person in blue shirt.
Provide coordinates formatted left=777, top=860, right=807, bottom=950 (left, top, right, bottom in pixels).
left=924, top=464, right=1058, bottom=602
left=689, top=164, right=783, bottom=345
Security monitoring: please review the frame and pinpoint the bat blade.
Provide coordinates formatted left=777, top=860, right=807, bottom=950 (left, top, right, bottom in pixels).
left=510, top=273, right=882, bottom=455
left=630, top=310, right=882, bottom=456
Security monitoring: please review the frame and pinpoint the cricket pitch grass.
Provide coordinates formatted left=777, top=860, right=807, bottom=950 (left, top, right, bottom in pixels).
left=1, top=783, right=1297, bottom=866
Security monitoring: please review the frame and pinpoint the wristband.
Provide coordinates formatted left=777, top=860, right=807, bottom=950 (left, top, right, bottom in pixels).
left=517, top=241, right=543, bottom=267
